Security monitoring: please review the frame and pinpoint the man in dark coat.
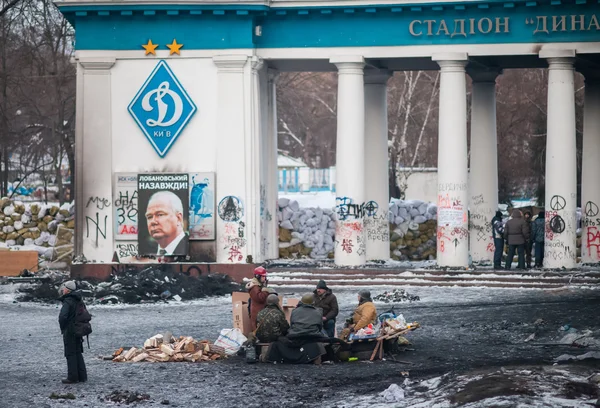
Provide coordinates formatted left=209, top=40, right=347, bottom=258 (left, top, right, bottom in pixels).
left=256, top=294, right=289, bottom=343
left=504, top=209, right=530, bottom=270
left=287, top=293, right=324, bottom=338
left=313, top=280, right=338, bottom=337
left=58, top=281, right=87, bottom=384
left=531, top=210, right=546, bottom=267
left=523, top=211, right=533, bottom=269
left=491, top=211, right=505, bottom=269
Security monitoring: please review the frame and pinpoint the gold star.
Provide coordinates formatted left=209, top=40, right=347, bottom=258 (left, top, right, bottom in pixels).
left=166, top=39, right=183, bottom=55
left=142, top=39, right=158, bottom=56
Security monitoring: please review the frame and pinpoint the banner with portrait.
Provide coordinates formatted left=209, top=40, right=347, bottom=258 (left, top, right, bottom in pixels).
left=137, top=174, right=190, bottom=256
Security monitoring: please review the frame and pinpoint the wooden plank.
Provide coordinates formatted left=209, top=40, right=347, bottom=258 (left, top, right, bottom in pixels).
left=132, top=353, right=148, bottom=362
left=0, top=251, right=38, bottom=277
left=123, top=347, right=138, bottom=361
left=160, top=344, right=175, bottom=356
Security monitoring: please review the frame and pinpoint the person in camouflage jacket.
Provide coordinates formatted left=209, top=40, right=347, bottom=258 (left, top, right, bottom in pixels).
left=256, top=294, right=290, bottom=343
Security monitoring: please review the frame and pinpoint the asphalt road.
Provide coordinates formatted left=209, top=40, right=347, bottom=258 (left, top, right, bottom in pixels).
left=0, top=286, right=598, bottom=407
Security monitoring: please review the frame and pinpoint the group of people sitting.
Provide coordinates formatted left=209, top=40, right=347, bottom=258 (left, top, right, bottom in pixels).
left=245, top=266, right=378, bottom=364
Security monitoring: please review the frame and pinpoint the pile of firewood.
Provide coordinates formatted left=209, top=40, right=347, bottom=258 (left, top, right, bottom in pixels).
left=112, top=333, right=226, bottom=363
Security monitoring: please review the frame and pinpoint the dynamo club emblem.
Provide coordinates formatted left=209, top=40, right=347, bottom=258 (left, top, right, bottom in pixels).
left=128, top=60, right=197, bottom=157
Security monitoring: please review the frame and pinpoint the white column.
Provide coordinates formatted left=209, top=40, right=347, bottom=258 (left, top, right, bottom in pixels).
left=266, top=69, right=280, bottom=260
left=540, top=50, right=577, bottom=269
left=432, top=53, right=469, bottom=267
left=468, top=70, right=501, bottom=263
left=213, top=55, right=257, bottom=264
left=581, top=76, right=600, bottom=264
left=364, top=69, right=391, bottom=261
left=331, top=56, right=366, bottom=266
left=76, top=57, right=116, bottom=262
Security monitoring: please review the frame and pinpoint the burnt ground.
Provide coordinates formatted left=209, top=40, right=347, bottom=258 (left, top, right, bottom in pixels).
left=0, top=286, right=599, bottom=407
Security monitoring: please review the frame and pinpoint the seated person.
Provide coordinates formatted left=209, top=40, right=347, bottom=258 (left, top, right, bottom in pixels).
left=341, top=290, right=377, bottom=341
left=266, top=293, right=328, bottom=364
left=256, top=294, right=289, bottom=343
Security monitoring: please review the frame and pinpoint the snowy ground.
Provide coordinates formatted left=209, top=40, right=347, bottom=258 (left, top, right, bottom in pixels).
left=278, top=191, right=336, bottom=209
left=0, top=285, right=598, bottom=407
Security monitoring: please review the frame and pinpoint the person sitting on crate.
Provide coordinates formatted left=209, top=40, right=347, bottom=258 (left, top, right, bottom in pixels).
left=245, top=266, right=275, bottom=331
left=340, top=290, right=378, bottom=341
left=266, top=293, right=330, bottom=364
left=256, top=294, right=289, bottom=343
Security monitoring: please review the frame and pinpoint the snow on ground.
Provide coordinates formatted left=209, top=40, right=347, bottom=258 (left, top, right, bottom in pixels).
left=278, top=191, right=336, bottom=209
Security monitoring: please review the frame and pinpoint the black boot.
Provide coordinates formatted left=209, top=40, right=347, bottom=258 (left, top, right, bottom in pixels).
left=66, top=355, right=79, bottom=383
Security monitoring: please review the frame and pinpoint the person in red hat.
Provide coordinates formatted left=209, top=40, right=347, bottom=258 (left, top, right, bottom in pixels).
left=245, top=266, right=275, bottom=331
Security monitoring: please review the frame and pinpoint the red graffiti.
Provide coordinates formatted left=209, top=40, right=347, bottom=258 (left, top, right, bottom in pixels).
left=347, top=222, right=363, bottom=233
left=486, top=242, right=495, bottom=253
left=586, top=226, right=600, bottom=258
left=228, top=246, right=243, bottom=262
left=342, top=239, right=353, bottom=254
left=119, top=225, right=138, bottom=235
left=440, top=240, right=445, bottom=253
left=451, top=227, right=469, bottom=240
left=224, top=223, right=237, bottom=235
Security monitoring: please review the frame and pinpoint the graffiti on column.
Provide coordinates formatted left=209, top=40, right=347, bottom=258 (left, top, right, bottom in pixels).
left=437, top=182, right=468, bottom=254
left=545, top=194, right=577, bottom=262
left=218, top=196, right=246, bottom=263
left=582, top=200, right=600, bottom=261
left=335, top=196, right=366, bottom=256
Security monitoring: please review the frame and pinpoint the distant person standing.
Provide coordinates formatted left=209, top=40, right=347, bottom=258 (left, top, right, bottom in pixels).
left=531, top=211, right=546, bottom=268
left=504, top=209, right=530, bottom=270
left=523, top=211, right=533, bottom=269
left=58, top=281, right=89, bottom=384
left=491, top=211, right=505, bottom=269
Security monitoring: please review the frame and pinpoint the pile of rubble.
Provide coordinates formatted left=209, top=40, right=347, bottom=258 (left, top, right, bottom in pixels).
left=0, top=199, right=74, bottom=263
left=373, top=288, right=421, bottom=303
left=13, top=266, right=240, bottom=304
left=112, top=333, right=226, bottom=363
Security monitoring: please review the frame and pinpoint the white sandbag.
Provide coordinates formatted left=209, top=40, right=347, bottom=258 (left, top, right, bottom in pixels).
left=413, top=215, right=427, bottom=224
left=304, top=209, right=314, bottom=219
left=282, top=206, right=294, bottom=221
left=23, top=238, right=34, bottom=246
left=278, top=198, right=290, bottom=208
left=13, top=221, right=23, bottom=231
left=48, top=235, right=57, bottom=246
left=408, top=221, right=419, bottom=231
left=280, top=220, right=293, bottom=230
left=398, top=208, right=408, bottom=219
left=290, top=238, right=302, bottom=246
left=277, top=211, right=283, bottom=222
left=21, top=214, right=30, bottom=224
left=315, top=208, right=324, bottom=219
left=291, top=232, right=305, bottom=240
left=3, top=205, right=14, bottom=216
left=289, top=200, right=300, bottom=212
left=388, top=211, right=395, bottom=223
left=5, top=240, right=16, bottom=246
left=409, top=208, right=420, bottom=217
left=394, top=216, right=404, bottom=225
left=418, top=203, right=428, bottom=215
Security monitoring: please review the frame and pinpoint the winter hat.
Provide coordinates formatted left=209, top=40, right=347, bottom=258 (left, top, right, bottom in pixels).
left=495, top=211, right=503, bottom=218
left=300, top=293, right=314, bottom=305
left=62, top=281, right=76, bottom=291
left=358, top=289, right=371, bottom=301
left=316, top=280, right=328, bottom=290
left=266, top=294, right=280, bottom=305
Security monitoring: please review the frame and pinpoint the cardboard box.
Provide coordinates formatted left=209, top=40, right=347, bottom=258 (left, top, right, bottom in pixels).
left=232, top=301, right=252, bottom=337
left=0, top=251, right=38, bottom=277
left=281, top=298, right=300, bottom=323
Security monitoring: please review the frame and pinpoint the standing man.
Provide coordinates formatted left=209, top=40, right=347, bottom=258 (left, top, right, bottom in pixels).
left=246, top=266, right=274, bottom=331
left=491, top=211, right=505, bottom=269
left=523, top=211, right=533, bottom=269
left=313, top=280, right=338, bottom=338
left=145, top=191, right=189, bottom=256
left=531, top=211, right=546, bottom=267
left=504, top=209, right=530, bottom=270
left=58, top=281, right=87, bottom=384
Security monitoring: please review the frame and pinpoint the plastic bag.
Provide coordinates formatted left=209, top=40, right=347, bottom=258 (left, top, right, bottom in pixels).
left=214, top=328, right=248, bottom=355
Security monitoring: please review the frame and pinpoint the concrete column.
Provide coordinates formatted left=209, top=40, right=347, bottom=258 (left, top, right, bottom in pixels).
left=76, top=57, right=116, bottom=262
left=540, top=50, right=577, bottom=269
left=331, top=56, right=366, bottom=266
left=364, top=69, right=391, bottom=261
left=213, top=55, right=254, bottom=264
left=468, top=69, right=501, bottom=263
left=266, top=69, right=280, bottom=260
left=432, top=53, right=469, bottom=267
left=581, top=76, right=600, bottom=264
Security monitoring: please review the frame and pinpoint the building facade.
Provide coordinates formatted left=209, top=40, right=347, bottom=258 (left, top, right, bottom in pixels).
left=57, top=0, right=600, bottom=268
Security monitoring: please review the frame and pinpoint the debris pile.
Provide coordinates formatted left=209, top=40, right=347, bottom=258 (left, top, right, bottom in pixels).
left=14, top=266, right=240, bottom=304
left=112, top=333, right=226, bottom=363
left=374, top=289, right=421, bottom=303
left=101, top=390, right=150, bottom=404
left=0, top=199, right=74, bottom=264
left=277, top=198, right=438, bottom=261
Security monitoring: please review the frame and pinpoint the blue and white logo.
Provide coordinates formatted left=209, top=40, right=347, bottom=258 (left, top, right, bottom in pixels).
left=128, top=60, right=197, bottom=157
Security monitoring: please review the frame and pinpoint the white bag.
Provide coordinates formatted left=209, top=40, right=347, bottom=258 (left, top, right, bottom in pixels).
left=214, top=328, right=247, bottom=355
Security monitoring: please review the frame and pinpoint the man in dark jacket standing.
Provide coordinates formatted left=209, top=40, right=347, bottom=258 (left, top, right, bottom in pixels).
left=313, top=280, right=338, bottom=337
left=523, top=211, right=533, bottom=269
left=491, top=211, right=505, bottom=269
left=531, top=211, right=546, bottom=267
left=58, top=281, right=87, bottom=384
left=504, top=210, right=530, bottom=270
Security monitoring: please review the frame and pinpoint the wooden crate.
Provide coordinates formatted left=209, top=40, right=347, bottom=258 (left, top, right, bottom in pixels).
left=0, top=251, right=38, bottom=276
